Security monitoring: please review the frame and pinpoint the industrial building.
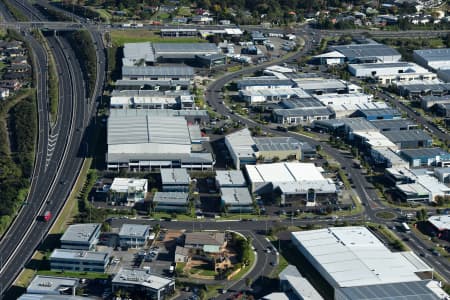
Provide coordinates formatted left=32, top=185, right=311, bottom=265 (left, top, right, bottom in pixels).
left=153, top=192, right=189, bottom=212
left=291, top=227, right=446, bottom=300
left=50, top=249, right=110, bottom=273
left=161, top=168, right=191, bottom=192
left=27, top=275, right=78, bottom=295
left=351, top=107, right=401, bottom=121
left=400, top=147, right=450, bottom=167
left=109, top=177, right=148, bottom=205
left=420, top=95, right=450, bottom=110
left=160, top=28, right=198, bottom=37
left=273, top=107, right=333, bottom=125
left=215, top=170, right=247, bottom=188
left=122, top=42, right=220, bottom=66
left=236, top=76, right=294, bottom=91
left=313, top=92, right=373, bottom=107
left=107, top=110, right=214, bottom=171
left=371, top=119, right=419, bottom=132
left=239, top=88, right=308, bottom=104
left=121, top=66, right=194, bottom=82
left=112, top=268, right=175, bottom=300
left=397, top=80, right=450, bottom=98
left=60, top=223, right=101, bottom=251
left=110, top=90, right=194, bottom=110
left=225, top=129, right=305, bottom=168
left=348, top=62, right=436, bottom=84
left=383, top=130, right=432, bottom=149
left=293, top=78, right=361, bottom=95
left=279, top=265, right=323, bottom=300
left=435, top=102, right=450, bottom=117
left=311, top=51, right=346, bottom=65
left=245, top=162, right=337, bottom=205
left=434, top=167, right=450, bottom=183
left=437, top=69, right=450, bottom=82
left=119, top=224, right=151, bottom=248
left=413, top=48, right=450, bottom=70
left=220, top=187, right=254, bottom=213
left=428, top=215, right=450, bottom=240
left=330, top=41, right=401, bottom=63
left=371, top=147, right=409, bottom=168
left=114, top=78, right=190, bottom=91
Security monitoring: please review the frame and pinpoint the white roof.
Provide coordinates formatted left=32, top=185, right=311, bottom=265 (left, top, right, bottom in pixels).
left=60, top=223, right=101, bottom=244
left=215, top=170, right=247, bottom=187
left=112, top=268, right=174, bottom=291
left=224, top=28, right=243, bottom=35
left=261, top=293, right=290, bottom=300
left=314, top=51, right=346, bottom=58
left=265, top=65, right=296, bottom=73
left=246, top=162, right=327, bottom=183
left=291, top=227, right=432, bottom=288
left=27, top=275, right=78, bottom=294
left=279, top=265, right=323, bottom=300
left=353, top=131, right=397, bottom=149
left=123, top=42, right=155, bottom=66
left=110, top=178, right=147, bottom=193
left=119, top=224, right=150, bottom=238
left=428, top=215, right=450, bottom=231
left=240, top=88, right=310, bottom=98
left=221, top=187, right=253, bottom=205
left=50, top=249, right=109, bottom=262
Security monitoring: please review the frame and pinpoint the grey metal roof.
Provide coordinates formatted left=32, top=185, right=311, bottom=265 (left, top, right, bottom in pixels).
left=350, top=62, right=416, bottom=69
left=371, top=119, right=417, bottom=131
left=338, top=280, right=440, bottom=300
left=398, top=82, right=450, bottom=93
left=414, top=48, right=450, bottom=62
left=19, top=295, right=92, bottom=300
left=420, top=95, right=450, bottom=103
left=153, top=43, right=218, bottom=54
left=254, top=137, right=301, bottom=152
left=161, top=168, right=190, bottom=185
left=60, top=223, right=101, bottom=244
left=107, top=152, right=214, bottom=164
left=401, top=147, right=448, bottom=159
left=356, top=108, right=401, bottom=117
left=383, top=130, right=432, bottom=143
left=111, top=89, right=191, bottom=98
left=115, top=79, right=190, bottom=87
left=220, top=187, right=253, bottom=205
left=215, top=170, right=247, bottom=187
left=281, top=97, right=324, bottom=109
left=274, top=107, right=333, bottom=117
left=119, top=224, right=150, bottom=238
left=122, top=66, right=194, bottom=77
left=108, top=111, right=191, bottom=145
left=153, top=192, right=189, bottom=205
left=237, top=78, right=294, bottom=87
left=332, top=43, right=400, bottom=59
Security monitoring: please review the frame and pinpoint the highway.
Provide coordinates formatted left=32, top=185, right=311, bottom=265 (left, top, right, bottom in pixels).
left=0, top=0, right=106, bottom=296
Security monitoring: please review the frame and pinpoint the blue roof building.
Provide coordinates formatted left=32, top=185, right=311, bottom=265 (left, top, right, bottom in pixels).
left=401, top=148, right=450, bottom=168
left=351, top=108, right=401, bottom=121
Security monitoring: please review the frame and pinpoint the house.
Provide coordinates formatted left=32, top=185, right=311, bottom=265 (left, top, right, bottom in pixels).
left=0, top=88, right=9, bottom=99
left=153, top=192, right=189, bottom=212
left=109, top=178, right=148, bottom=206
left=174, top=246, right=191, bottom=263
left=112, top=268, right=175, bottom=300
left=184, top=232, right=226, bottom=253
left=119, top=224, right=151, bottom=248
left=161, top=168, right=190, bottom=192
left=0, top=79, right=22, bottom=91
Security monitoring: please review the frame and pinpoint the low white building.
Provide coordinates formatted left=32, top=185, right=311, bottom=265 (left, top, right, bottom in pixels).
left=245, top=162, right=336, bottom=205
left=110, top=90, right=194, bottom=110
left=50, top=249, right=110, bottom=273
left=27, top=275, right=78, bottom=295
left=110, top=178, right=148, bottom=206
left=348, top=62, right=436, bottom=84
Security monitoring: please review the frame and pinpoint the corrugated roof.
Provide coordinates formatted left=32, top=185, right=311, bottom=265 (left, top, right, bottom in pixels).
left=153, top=43, right=218, bottom=53
left=273, top=107, right=333, bottom=117
left=161, top=168, right=190, bottom=185
left=332, top=43, right=400, bottom=60
left=122, top=66, right=194, bottom=77
left=383, top=130, right=431, bottom=143
left=153, top=192, right=189, bottom=205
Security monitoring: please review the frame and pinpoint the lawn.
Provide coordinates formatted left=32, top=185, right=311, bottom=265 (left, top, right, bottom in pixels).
left=37, top=270, right=109, bottom=280
left=230, top=247, right=256, bottom=280
left=375, top=211, right=396, bottom=220
left=110, top=30, right=204, bottom=46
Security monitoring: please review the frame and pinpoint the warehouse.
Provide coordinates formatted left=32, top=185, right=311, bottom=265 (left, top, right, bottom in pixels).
left=351, top=107, right=401, bottom=120
left=371, top=119, right=419, bottom=132
left=383, top=130, right=432, bottom=149
left=413, top=48, right=450, bottom=70
left=220, top=187, right=254, bottom=213
left=291, top=227, right=441, bottom=300
left=311, top=50, right=346, bottom=65
left=401, top=147, right=450, bottom=167
left=153, top=192, right=189, bottom=212
left=437, top=69, right=450, bottom=82
left=236, top=76, right=294, bottom=91
left=330, top=41, right=401, bottom=63
left=397, top=80, right=450, bottom=98
left=50, top=249, right=110, bottom=273
left=112, top=268, right=175, bottom=300
left=239, top=88, right=309, bottom=105
left=420, top=95, right=450, bottom=110
left=215, top=170, right=247, bottom=188
left=435, top=102, right=450, bottom=117
left=313, top=92, right=373, bottom=106
left=60, top=223, right=101, bottom=251
left=109, top=177, right=148, bottom=206
left=161, top=168, right=190, bottom=192
left=160, top=28, right=198, bottom=37
left=224, top=128, right=257, bottom=169
left=293, top=78, right=357, bottom=95
left=119, top=224, right=150, bottom=248
left=273, top=107, right=333, bottom=125
left=371, top=147, right=409, bottom=168
left=348, top=62, right=436, bottom=84
left=107, top=110, right=213, bottom=170
left=245, top=162, right=336, bottom=205
left=434, top=167, right=450, bottom=183
left=121, top=66, right=194, bottom=82
left=114, top=79, right=190, bottom=91
left=110, top=90, right=194, bottom=110
left=254, top=136, right=303, bottom=161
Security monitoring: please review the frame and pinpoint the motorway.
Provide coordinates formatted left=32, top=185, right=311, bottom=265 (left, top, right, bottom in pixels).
left=0, top=0, right=106, bottom=296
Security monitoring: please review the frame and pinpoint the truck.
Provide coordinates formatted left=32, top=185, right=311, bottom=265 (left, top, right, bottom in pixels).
left=42, top=211, right=52, bottom=222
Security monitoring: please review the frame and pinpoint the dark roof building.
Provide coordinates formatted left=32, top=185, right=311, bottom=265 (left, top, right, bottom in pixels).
left=371, top=119, right=419, bottom=132
left=401, top=147, right=450, bottom=167
left=383, top=130, right=432, bottom=149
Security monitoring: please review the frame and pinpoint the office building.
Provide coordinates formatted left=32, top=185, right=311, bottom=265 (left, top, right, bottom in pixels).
left=50, top=249, right=110, bottom=273
left=110, top=178, right=148, bottom=205
left=119, top=224, right=150, bottom=248
left=112, top=268, right=175, bottom=300
left=161, top=168, right=190, bottom=192
left=215, top=170, right=247, bottom=188
left=220, top=187, right=254, bottom=213
left=110, top=90, right=194, bottom=110
left=153, top=192, right=189, bottom=212
left=27, top=275, right=78, bottom=295
left=60, top=223, right=101, bottom=251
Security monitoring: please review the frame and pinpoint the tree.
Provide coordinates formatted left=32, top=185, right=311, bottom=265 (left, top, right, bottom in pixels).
left=416, top=208, right=427, bottom=221
left=245, top=277, right=252, bottom=289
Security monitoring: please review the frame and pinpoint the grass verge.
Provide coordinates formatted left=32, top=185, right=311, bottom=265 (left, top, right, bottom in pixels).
left=37, top=270, right=109, bottom=279
left=110, top=30, right=204, bottom=46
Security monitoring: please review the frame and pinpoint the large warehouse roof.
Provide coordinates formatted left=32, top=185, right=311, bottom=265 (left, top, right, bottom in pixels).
left=414, top=48, right=450, bottom=62
left=383, top=130, right=431, bottom=143
left=108, top=110, right=191, bottom=146
left=331, top=43, right=400, bottom=60
left=246, top=162, right=326, bottom=183
left=291, top=227, right=432, bottom=288
left=153, top=42, right=218, bottom=54
left=254, top=137, right=301, bottom=152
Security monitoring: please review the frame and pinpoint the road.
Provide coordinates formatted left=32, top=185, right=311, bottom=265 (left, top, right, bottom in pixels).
left=0, top=0, right=106, bottom=296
